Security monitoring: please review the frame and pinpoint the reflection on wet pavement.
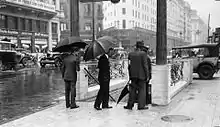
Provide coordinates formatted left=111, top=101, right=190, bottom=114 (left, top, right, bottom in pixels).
left=0, top=66, right=64, bottom=124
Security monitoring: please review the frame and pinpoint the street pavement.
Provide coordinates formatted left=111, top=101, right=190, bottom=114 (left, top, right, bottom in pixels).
left=1, top=73, right=220, bottom=127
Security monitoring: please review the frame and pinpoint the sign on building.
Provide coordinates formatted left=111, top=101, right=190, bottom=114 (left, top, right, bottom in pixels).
left=6, top=0, right=56, bottom=12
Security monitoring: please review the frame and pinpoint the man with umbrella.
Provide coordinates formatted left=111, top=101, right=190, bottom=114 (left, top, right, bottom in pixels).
left=94, top=47, right=114, bottom=110
left=61, top=47, right=80, bottom=109
left=124, top=41, right=149, bottom=110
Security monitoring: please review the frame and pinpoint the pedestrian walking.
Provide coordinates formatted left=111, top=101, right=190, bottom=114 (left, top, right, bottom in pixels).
left=61, top=47, right=80, bottom=109
left=142, top=45, right=152, bottom=105
left=124, top=41, right=149, bottom=110
left=94, top=48, right=114, bottom=110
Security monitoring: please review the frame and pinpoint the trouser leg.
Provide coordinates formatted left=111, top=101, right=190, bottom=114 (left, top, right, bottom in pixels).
left=94, top=85, right=103, bottom=108
left=137, top=80, right=146, bottom=109
left=102, top=80, right=110, bottom=107
left=127, top=79, right=137, bottom=108
left=70, top=81, right=76, bottom=106
left=65, top=80, right=71, bottom=107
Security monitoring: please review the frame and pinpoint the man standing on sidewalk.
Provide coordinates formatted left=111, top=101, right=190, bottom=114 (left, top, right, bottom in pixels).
left=94, top=48, right=114, bottom=110
left=142, top=45, right=152, bottom=105
left=61, top=47, right=80, bottom=109
left=124, top=41, right=149, bottom=110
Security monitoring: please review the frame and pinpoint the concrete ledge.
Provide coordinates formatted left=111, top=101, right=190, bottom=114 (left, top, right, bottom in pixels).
left=170, top=81, right=189, bottom=99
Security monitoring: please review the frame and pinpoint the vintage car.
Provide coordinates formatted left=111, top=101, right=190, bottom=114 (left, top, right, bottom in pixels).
left=172, top=43, right=220, bottom=79
left=39, top=52, right=62, bottom=67
left=0, top=41, right=22, bottom=70
left=16, top=48, right=37, bottom=67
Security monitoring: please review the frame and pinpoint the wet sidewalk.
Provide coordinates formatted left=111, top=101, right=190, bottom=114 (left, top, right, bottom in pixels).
left=1, top=74, right=220, bottom=127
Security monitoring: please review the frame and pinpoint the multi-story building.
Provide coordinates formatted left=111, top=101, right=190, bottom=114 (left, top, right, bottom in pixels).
left=191, top=10, right=208, bottom=44
left=59, top=0, right=104, bottom=40
left=0, top=0, right=60, bottom=52
left=102, top=0, right=192, bottom=53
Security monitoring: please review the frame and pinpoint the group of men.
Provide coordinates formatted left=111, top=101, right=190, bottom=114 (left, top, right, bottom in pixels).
left=61, top=41, right=152, bottom=110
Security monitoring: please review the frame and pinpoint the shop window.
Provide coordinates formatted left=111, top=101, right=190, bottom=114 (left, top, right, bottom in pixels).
left=52, top=22, right=57, bottom=33
left=27, top=19, right=32, bottom=31
left=0, top=14, right=6, bottom=28
left=7, top=16, right=17, bottom=30
left=84, top=4, right=91, bottom=16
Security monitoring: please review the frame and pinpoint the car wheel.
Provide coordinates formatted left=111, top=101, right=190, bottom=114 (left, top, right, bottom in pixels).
left=22, top=57, right=29, bottom=67
left=198, top=65, right=214, bottom=79
left=54, top=58, right=62, bottom=67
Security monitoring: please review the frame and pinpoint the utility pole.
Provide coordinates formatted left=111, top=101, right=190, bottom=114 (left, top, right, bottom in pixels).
left=156, top=0, right=167, bottom=65
left=70, top=0, right=80, bottom=36
left=207, top=13, right=210, bottom=43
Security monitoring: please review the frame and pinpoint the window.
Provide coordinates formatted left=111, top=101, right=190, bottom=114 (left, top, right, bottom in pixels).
left=122, top=8, right=126, bottom=15
left=52, top=22, right=57, bottom=33
left=85, top=23, right=92, bottom=31
left=122, top=20, right=126, bottom=29
left=84, top=4, right=91, bottom=16
left=97, top=4, right=102, bottom=16
left=41, top=21, right=48, bottom=33
left=132, top=10, right=134, bottom=16
left=36, top=20, right=41, bottom=32
left=0, top=14, right=6, bottom=28
left=7, top=16, right=17, bottom=30
left=20, top=18, right=25, bottom=31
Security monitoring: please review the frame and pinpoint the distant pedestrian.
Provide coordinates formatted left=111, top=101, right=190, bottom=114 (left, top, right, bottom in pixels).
left=61, top=47, right=80, bottom=109
left=94, top=48, right=114, bottom=110
left=124, top=41, right=149, bottom=110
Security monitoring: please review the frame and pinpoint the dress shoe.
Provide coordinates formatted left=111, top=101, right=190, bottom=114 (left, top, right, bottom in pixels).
left=102, top=106, right=113, bottom=109
left=66, top=105, right=70, bottom=108
left=137, top=107, right=148, bottom=110
left=94, top=106, right=102, bottom=110
left=124, top=106, right=132, bottom=110
left=70, top=105, right=79, bottom=109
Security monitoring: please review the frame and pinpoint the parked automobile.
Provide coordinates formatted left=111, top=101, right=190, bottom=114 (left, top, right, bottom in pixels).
left=0, top=41, right=22, bottom=70
left=16, top=48, right=37, bottom=67
left=39, top=52, right=62, bottom=67
left=172, top=43, right=220, bottom=79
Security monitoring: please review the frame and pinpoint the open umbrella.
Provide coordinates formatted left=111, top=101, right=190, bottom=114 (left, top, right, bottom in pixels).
left=116, top=80, right=130, bottom=104
left=53, top=36, right=87, bottom=52
left=83, top=36, right=116, bottom=61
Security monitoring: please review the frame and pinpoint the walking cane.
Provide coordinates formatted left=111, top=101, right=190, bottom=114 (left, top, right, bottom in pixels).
left=84, top=68, right=116, bottom=102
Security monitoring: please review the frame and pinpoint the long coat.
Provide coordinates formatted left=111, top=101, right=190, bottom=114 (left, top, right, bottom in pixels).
left=61, top=54, right=80, bottom=82
left=128, top=51, right=149, bottom=81
left=98, top=54, right=110, bottom=82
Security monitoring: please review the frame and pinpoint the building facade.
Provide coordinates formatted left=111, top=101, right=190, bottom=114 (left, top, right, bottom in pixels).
left=102, top=0, right=192, bottom=53
left=0, top=0, right=60, bottom=52
left=59, top=0, right=104, bottom=40
left=190, top=10, right=208, bottom=44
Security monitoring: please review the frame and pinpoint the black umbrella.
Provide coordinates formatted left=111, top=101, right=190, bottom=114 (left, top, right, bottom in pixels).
left=116, top=80, right=130, bottom=104
left=53, top=36, right=87, bottom=52
left=83, top=36, right=116, bottom=61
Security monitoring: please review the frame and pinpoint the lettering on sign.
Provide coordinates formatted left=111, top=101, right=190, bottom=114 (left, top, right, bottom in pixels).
left=0, top=29, right=19, bottom=34
left=35, top=33, right=49, bottom=37
left=21, top=32, right=32, bottom=36
left=5, top=0, right=56, bottom=12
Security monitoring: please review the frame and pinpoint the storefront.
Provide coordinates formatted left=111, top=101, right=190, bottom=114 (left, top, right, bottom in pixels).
left=0, top=0, right=59, bottom=52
